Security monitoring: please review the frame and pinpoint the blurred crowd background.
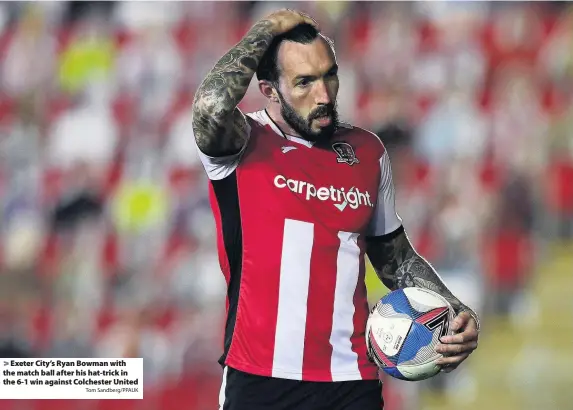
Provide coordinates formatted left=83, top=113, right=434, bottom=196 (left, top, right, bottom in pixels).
left=0, top=1, right=571, bottom=410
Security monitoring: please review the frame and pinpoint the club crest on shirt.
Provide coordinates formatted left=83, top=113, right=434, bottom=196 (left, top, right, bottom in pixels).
left=332, top=142, right=359, bottom=166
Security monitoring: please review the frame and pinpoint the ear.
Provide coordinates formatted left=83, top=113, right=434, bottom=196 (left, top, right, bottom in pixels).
left=258, top=80, right=279, bottom=103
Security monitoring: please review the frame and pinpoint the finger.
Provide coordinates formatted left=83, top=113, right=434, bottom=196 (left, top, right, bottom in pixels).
left=436, top=344, right=472, bottom=356
left=440, top=329, right=479, bottom=344
left=302, top=15, right=318, bottom=28
left=435, top=341, right=478, bottom=355
left=450, top=311, right=470, bottom=332
left=465, top=316, right=478, bottom=331
left=437, top=353, right=469, bottom=366
left=440, top=365, right=457, bottom=373
left=291, top=10, right=317, bottom=27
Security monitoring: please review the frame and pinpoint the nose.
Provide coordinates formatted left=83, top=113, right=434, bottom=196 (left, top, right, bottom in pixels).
left=313, top=79, right=332, bottom=105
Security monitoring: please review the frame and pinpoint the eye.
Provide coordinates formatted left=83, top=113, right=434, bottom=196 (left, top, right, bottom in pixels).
left=297, top=78, right=311, bottom=88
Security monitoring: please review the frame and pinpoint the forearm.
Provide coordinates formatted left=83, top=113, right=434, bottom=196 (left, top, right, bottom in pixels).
left=191, top=20, right=275, bottom=148
left=367, top=230, right=477, bottom=320
left=194, top=19, right=275, bottom=113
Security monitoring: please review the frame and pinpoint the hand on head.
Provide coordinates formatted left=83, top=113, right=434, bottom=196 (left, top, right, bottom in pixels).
left=265, top=9, right=319, bottom=35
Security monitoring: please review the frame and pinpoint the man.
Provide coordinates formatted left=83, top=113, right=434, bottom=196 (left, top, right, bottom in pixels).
left=191, top=9, right=480, bottom=410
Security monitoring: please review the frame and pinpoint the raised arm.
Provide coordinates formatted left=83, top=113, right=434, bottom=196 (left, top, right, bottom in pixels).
left=191, top=10, right=317, bottom=157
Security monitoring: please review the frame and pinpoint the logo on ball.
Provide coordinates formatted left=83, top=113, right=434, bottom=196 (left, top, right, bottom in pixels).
left=415, top=307, right=450, bottom=339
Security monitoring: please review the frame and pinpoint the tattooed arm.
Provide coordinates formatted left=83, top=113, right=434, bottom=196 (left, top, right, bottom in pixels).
left=366, top=227, right=479, bottom=326
left=191, top=10, right=317, bottom=157
left=191, top=20, right=274, bottom=157
left=365, top=142, right=479, bottom=371
left=365, top=147, right=479, bottom=326
left=366, top=227, right=480, bottom=371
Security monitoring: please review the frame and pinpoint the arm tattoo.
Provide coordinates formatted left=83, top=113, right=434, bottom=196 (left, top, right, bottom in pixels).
left=366, top=230, right=478, bottom=323
left=192, top=19, right=275, bottom=157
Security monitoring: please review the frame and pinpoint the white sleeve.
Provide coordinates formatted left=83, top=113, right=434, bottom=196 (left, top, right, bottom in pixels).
left=192, top=119, right=252, bottom=181
left=366, top=150, right=402, bottom=237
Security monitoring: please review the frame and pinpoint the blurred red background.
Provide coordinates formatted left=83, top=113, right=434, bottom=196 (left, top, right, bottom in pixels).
left=0, top=2, right=571, bottom=410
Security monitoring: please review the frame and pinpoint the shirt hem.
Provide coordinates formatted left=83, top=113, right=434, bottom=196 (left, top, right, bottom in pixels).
left=225, top=358, right=379, bottom=382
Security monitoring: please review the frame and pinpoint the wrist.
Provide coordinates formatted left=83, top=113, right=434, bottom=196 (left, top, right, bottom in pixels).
left=459, top=306, right=480, bottom=332
left=253, top=19, right=280, bottom=37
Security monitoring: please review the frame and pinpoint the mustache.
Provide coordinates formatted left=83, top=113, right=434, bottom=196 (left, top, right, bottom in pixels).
left=309, top=104, right=335, bottom=120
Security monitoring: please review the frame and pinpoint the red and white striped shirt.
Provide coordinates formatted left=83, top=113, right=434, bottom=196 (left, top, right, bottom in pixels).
left=195, top=110, right=402, bottom=382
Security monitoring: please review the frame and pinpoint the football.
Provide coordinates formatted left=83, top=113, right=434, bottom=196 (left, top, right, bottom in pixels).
left=365, top=287, right=456, bottom=381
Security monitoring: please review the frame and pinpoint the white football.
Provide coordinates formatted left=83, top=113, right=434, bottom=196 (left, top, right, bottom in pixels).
left=366, top=287, right=455, bottom=381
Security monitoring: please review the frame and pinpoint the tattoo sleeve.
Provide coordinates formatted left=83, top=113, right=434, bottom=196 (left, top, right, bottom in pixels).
left=191, top=19, right=276, bottom=157
left=366, top=228, right=479, bottom=327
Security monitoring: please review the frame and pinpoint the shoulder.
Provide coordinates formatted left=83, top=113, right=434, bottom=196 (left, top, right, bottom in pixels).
left=245, top=110, right=268, bottom=128
left=335, top=122, right=386, bottom=158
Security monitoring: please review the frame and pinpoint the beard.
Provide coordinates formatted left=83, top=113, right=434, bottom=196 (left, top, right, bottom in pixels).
left=277, top=92, right=339, bottom=144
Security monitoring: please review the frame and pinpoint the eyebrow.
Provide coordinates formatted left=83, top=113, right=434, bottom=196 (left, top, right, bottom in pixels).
left=293, top=63, right=339, bottom=82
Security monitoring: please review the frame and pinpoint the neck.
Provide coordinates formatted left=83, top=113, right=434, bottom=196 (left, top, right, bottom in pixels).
left=265, top=104, right=300, bottom=138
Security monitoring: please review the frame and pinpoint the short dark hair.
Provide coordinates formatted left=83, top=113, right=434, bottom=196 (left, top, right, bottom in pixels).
left=256, top=23, right=334, bottom=85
